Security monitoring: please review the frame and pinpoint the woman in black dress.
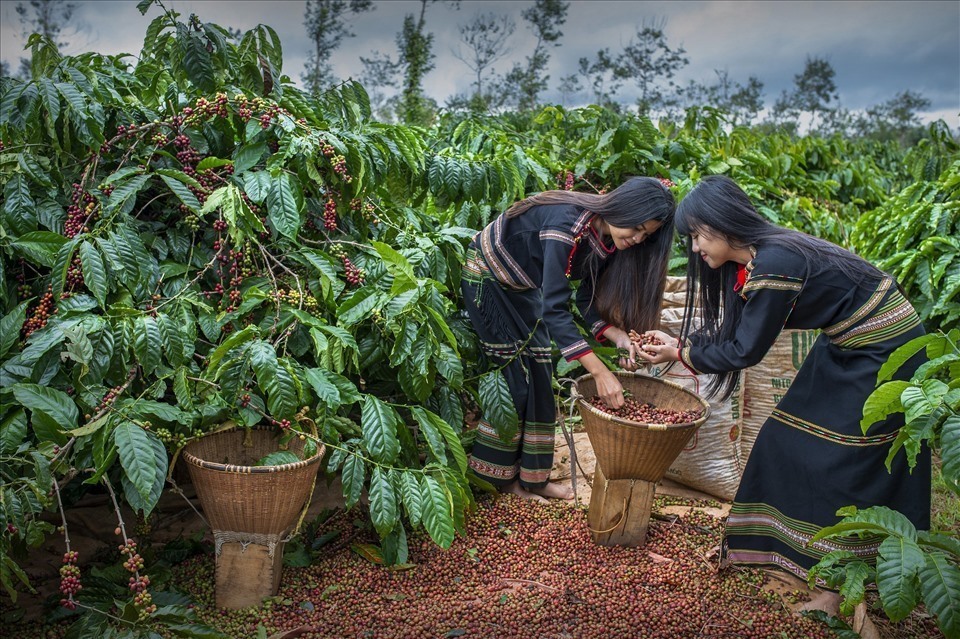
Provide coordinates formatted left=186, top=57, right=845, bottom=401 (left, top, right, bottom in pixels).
left=637, top=175, right=930, bottom=611
left=463, top=177, right=675, bottom=501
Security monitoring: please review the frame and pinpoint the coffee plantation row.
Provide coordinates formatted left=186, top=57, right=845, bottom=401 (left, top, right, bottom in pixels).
left=1, top=2, right=957, bottom=637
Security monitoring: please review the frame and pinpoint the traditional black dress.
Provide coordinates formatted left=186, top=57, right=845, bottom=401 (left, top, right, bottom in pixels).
left=461, top=204, right=615, bottom=487
left=677, top=244, right=930, bottom=581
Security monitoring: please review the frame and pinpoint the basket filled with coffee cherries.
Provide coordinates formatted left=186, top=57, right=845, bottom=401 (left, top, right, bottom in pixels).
left=572, top=332, right=710, bottom=481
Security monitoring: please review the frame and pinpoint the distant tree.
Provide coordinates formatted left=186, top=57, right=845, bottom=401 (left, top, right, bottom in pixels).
left=615, top=17, right=688, bottom=117
left=394, top=0, right=460, bottom=126
left=499, top=0, right=569, bottom=111
left=301, top=0, right=374, bottom=93
left=577, top=49, right=625, bottom=109
left=557, top=72, right=582, bottom=107
left=853, top=90, right=932, bottom=145
left=816, top=106, right=855, bottom=137
left=15, top=0, right=76, bottom=79
left=681, top=69, right=764, bottom=127
left=452, top=12, right=515, bottom=108
left=0, top=60, right=10, bottom=78
left=728, top=75, right=764, bottom=126
left=359, top=50, right=401, bottom=121
left=769, top=89, right=799, bottom=129
left=783, top=55, right=839, bottom=131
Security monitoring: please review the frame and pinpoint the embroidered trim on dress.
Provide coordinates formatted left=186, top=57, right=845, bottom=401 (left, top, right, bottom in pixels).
left=679, top=345, right=702, bottom=374
left=770, top=409, right=898, bottom=445
left=741, top=274, right=804, bottom=295
left=479, top=217, right=536, bottom=290
left=560, top=339, right=591, bottom=360
left=469, top=456, right=520, bottom=480
left=726, top=508, right=882, bottom=557
left=823, top=277, right=893, bottom=337
left=830, top=291, right=920, bottom=348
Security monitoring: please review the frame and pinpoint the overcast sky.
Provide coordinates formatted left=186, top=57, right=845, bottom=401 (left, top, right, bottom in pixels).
left=1, top=0, right=957, bottom=126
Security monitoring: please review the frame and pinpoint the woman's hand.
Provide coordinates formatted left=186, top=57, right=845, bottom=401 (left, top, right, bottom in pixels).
left=592, top=368, right=625, bottom=409
left=577, top=353, right=625, bottom=409
left=633, top=330, right=682, bottom=366
left=604, top=326, right=638, bottom=371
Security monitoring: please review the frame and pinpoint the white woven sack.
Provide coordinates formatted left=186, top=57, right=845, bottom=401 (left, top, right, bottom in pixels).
left=740, top=329, right=819, bottom=464
left=648, top=305, right=745, bottom=501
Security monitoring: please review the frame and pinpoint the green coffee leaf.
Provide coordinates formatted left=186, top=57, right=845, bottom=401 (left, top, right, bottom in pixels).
left=115, top=422, right=167, bottom=515
left=478, top=370, right=519, bottom=445
left=361, top=395, right=400, bottom=465
left=369, top=467, right=399, bottom=537
left=420, top=475, right=454, bottom=549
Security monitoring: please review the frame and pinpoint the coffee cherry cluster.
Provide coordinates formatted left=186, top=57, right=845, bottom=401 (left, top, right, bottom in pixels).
left=175, top=140, right=202, bottom=168
left=118, top=538, right=156, bottom=618
left=350, top=197, right=379, bottom=224
left=323, top=197, right=338, bottom=231
left=63, top=256, right=85, bottom=295
left=190, top=93, right=230, bottom=121
left=331, top=154, right=352, bottom=182
left=119, top=539, right=143, bottom=572
left=275, top=288, right=319, bottom=313
left=92, top=384, right=125, bottom=415
left=22, top=290, right=56, bottom=339
left=556, top=170, right=575, bottom=191
left=59, top=550, right=82, bottom=609
left=587, top=396, right=703, bottom=424
left=342, top=256, right=365, bottom=287
left=658, top=177, right=676, bottom=188
left=65, top=183, right=97, bottom=238
left=15, top=259, right=30, bottom=300
left=203, top=235, right=249, bottom=313
left=155, top=427, right=191, bottom=451
left=235, top=94, right=253, bottom=121
left=129, top=574, right=150, bottom=593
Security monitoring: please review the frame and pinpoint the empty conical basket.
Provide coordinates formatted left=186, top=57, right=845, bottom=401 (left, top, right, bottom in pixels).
left=182, top=425, right=324, bottom=537
left=573, top=372, right=710, bottom=481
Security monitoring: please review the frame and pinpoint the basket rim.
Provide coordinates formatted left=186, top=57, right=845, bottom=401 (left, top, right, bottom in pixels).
left=572, top=370, right=711, bottom=430
left=181, top=424, right=325, bottom=474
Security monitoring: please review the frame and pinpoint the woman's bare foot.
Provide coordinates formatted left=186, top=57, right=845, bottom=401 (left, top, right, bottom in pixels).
left=799, top=589, right=840, bottom=617
left=500, top=481, right=547, bottom=503
left=527, top=481, right=575, bottom=501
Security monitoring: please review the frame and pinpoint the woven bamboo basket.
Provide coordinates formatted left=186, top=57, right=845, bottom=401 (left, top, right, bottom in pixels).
left=182, top=425, right=324, bottom=537
left=573, top=372, right=710, bottom=481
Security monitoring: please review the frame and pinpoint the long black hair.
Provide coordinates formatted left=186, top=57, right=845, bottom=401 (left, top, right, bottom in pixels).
left=676, top=175, right=886, bottom=399
left=507, top=176, right=676, bottom=335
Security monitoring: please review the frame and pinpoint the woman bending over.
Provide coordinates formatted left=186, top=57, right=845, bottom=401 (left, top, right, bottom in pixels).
left=463, top=177, right=675, bottom=501
left=637, top=174, right=930, bottom=613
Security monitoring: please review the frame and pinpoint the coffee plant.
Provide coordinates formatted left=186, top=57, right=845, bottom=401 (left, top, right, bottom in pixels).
left=852, top=158, right=960, bottom=331
left=1, top=0, right=958, bottom=635
left=0, top=0, right=533, bottom=620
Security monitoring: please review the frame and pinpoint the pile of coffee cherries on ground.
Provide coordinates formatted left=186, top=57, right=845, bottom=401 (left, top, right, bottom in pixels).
left=163, top=496, right=833, bottom=639
left=585, top=396, right=703, bottom=424
left=7, top=495, right=945, bottom=638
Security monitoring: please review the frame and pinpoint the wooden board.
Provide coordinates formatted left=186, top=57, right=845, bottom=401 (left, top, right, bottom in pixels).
left=587, top=463, right=656, bottom=546
left=215, top=541, right=284, bottom=609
